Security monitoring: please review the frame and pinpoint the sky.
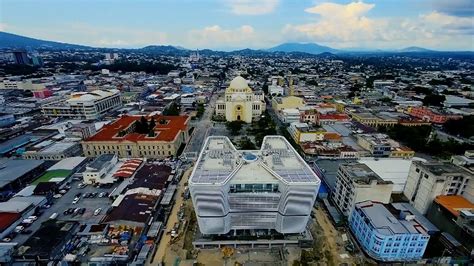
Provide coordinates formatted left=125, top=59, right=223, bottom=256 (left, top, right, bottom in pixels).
left=0, top=0, right=473, bottom=50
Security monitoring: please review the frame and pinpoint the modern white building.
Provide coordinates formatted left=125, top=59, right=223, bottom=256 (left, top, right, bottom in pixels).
left=332, top=163, right=394, bottom=217
left=42, top=89, right=122, bottom=120
left=281, top=109, right=301, bottom=124
left=180, top=93, right=196, bottom=106
left=403, top=161, right=473, bottom=214
left=189, top=136, right=320, bottom=234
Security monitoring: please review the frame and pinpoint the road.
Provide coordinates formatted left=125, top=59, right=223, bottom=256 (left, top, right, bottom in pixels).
left=149, top=167, right=192, bottom=265
left=184, top=93, right=219, bottom=154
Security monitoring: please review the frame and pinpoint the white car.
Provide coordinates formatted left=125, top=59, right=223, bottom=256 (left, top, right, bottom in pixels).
left=77, top=182, right=87, bottom=189
left=14, top=226, right=25, bottom=233
left=94, top=208, right=102, bottom=216
left=72, top=198, right=79, bottom=204
left=27, top=216, right=38, bottom=221
left=53, top=194, right=62, bottom=199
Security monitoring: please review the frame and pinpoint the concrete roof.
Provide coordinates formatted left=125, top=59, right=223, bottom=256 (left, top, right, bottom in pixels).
left=48, top=157, right=87, bottom=171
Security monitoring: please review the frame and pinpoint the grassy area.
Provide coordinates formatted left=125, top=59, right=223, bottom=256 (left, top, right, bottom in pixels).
left=32, top=169, right=72, bottom=185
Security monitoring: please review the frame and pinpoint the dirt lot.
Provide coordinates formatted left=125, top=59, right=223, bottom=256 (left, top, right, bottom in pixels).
left=302, top=206, right=356, bottom=265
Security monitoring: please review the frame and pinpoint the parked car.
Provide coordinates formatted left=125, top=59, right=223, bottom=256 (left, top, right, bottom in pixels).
left=53, top=194, right=62, bottom=199
left=27, top=216, right=38, bottom=221
left=94, top=208, right=102, bottom=216
left=2, top=237, right=11, bottom=242
left=14, top=226, right=25, bottom=233
left=77, top=182, right=87, bottom=189
left=72, top=198, right=80, bottom=204
left=79, top=208, right=86, bottom=215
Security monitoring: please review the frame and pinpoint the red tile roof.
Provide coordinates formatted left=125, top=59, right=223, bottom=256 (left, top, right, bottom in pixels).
left=435, top=195, right=474, bottom=217
left=319, top=113, right=350, bottom=120
left=0, top=212, right=21, bottom=232
left=85, top=115, right=189, bottom=143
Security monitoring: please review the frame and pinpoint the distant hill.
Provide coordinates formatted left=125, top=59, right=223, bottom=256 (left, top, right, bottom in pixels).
left=139, top=45, right=187, bottom=54
left=399, top=46, right=435, bottom=53
left=0, top=31, right=90, bottom=49
left=268, top=42, right=338, bottom=54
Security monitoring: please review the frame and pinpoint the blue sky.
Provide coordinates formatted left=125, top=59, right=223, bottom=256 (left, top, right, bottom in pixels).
left=1, top=0, right=473, bottom=50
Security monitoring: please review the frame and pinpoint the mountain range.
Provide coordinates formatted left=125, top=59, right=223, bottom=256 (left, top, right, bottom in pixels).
left=0, top=31, right=470, bottom=55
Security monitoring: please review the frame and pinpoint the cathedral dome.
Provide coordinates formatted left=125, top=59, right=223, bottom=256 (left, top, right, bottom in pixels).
left=229, top=76, right=249, bottom=90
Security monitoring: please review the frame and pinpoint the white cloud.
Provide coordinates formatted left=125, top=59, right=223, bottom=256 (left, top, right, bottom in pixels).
left=283, top=1, right=474, bottom=50
left=187, top=25, right=260, bottom=49
left=0, top=23, right=8, bottom=31
left=227, top=0, right=279, bottom=15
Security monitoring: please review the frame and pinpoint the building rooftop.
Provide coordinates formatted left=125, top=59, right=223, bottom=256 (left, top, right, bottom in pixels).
left=102, top=193, right=157, bottom=225
left=415, top=161, right=472, bottom=176
left=190, top=136, right=320, bottom=185
left=358, top=157, right=426, bottom=192
left=340, top=163, right=391, bottom=185
left=0, top=159, right=45, bottom=188
left=0, top=212, right=21, bottom=233
left=434, top=195, right=474, bottom=217
left=356, top=201, right=430, bottom=236
left=85, top=115, right=189, bottom=143
left=88, top=154, right=115, bottom=171
left=48, top=157, right=87, bottom=171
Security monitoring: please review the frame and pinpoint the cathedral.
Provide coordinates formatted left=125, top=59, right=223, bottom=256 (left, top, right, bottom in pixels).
left=215, top=76, right=266, bottom=123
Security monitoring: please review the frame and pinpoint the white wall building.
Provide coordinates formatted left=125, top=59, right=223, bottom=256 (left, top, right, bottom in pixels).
left=42, top=89, right=122, bottom=120
left=332, top=163, right=394, bottom=216
left=189, top=136, right=320, bottom=234
left=403, top=161, right=473, bottom=214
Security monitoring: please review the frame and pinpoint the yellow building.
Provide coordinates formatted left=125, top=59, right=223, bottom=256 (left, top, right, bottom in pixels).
left=215, top=76, right=265, bottom=123
left=390, top=147, right=415, bottom=159
left=287, top=122, right=326, bottom=144
left=272, top=96, right=305, bottom=111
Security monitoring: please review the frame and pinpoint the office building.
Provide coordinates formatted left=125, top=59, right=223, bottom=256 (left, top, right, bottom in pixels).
left=215, top=76, right=265, bottom=123
left=189, top=136, right=320, bottom=234
left=403, top=161, right=473, bottom=214
left=82, top=115, right=189, bottom=158
left=356, top=134, right=392, bottom=157
left=350, top=201, right=433, bottom=261
left=332, top=163, right=393, bottom=216
left=41, top=89, right=122, bottom=120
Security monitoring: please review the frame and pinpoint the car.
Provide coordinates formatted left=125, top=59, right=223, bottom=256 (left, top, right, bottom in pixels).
left=72, top=198, right=79, bottom=204
left=75, top=193, right=82, bottom=198
left=98, top=192, right=106, bottom=198
left=59, top=189, right=67, bottom=194
left=77, top=182, right=87, bottom=189
left=27, top=216, right=38, bottom=221
left=94, top=208, right=102, bottom=216
left=22, top=219, right=34, bottom=224
left=91, top=192, right=98, bottom=198
left=53, top=194, right=62, bottom=199
left=83, top=193, right=90, bottom=198
left=73, top=208, right=80, bottom=215
left=42, top=204, right=51, bottom=209
left=14, top=226, right=24, bottom=233
left=2, top=238, right=11, bottom=242
left=20, top=230, right=33, bottom=234
left=79, top=208, right=86, bottom=215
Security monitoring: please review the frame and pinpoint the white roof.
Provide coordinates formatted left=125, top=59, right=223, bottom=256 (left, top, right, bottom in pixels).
left=358, top=157, right=426, bottom=192
left=48, top=157, right=87, bottom=171
left=229, top=76, right=249, bottom=90
left=190, top=136, right=321, bottom=185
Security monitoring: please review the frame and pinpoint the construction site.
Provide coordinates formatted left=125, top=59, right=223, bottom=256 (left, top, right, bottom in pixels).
left=148, top=164, right=366, bottom=265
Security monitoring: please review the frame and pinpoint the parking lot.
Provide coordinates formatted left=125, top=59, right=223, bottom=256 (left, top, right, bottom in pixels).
left=10, top=178, right=119, bottom=245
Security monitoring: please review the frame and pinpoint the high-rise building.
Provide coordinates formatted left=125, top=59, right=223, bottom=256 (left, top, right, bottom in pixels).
left=189, top=136, right=320, bottom=234
left=332, top=163, right=394, bottom=216
left=403, top=161, right=473, bottom=214
left=12, top=50, right=29, bottom=65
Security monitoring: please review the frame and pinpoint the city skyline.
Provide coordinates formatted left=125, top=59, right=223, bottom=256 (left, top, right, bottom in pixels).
left=1, top=0, right=473, bottom=51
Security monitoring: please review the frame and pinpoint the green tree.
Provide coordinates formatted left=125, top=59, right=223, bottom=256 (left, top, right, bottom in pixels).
left=226, top=121, right=244, bottom=136
left=164, top=102, right=180, bottom=115
left=197, top=103, right=205, bottom=118
left=423, top=94, right=446, bottom=106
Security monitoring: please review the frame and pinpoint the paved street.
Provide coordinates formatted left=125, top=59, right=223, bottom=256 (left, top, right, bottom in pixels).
left=184, top=93, right=219, bottom=153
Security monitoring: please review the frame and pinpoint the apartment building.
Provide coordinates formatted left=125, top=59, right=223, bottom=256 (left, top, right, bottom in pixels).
left=350, top=201, right=433, bottom=261
left=403, top=161, right=473, bottom=214
left=332, top=163, right=394, bottom=216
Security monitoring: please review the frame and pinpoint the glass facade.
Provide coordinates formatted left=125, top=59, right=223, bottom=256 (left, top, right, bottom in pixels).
left=229, top=183, right=279, bottom=193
